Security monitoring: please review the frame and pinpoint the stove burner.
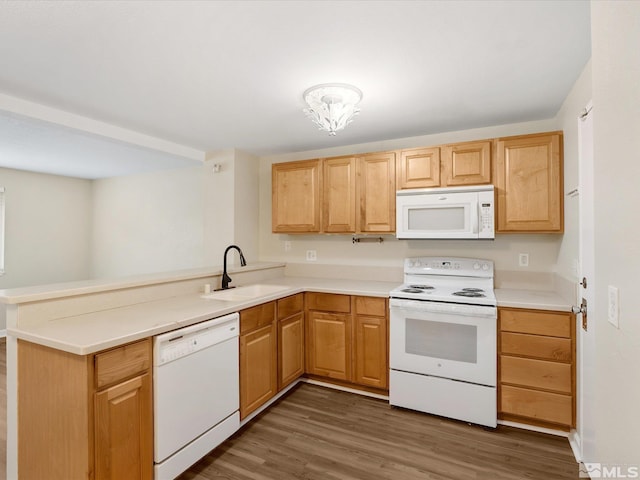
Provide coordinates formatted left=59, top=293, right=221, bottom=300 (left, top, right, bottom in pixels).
left=453, top=291, right=486, bottom=298
left=408, top=284, right=435, bottom=290
left=461, top=288, right=484, bottom=293
left=401, top=288, right=429, bottom=294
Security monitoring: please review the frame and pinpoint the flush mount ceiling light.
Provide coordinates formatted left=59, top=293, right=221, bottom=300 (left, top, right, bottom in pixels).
left=303, top=83, right=363, bottom=136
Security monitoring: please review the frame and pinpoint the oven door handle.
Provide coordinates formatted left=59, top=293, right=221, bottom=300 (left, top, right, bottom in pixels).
left=389, top=298, right=497, bottom=318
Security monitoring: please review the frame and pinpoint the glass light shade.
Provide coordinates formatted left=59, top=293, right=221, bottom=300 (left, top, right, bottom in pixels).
left=303, top=83, right=363, bottom=136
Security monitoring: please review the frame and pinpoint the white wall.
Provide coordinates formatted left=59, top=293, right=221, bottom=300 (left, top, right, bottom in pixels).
left=203, top=149, right=260, bottom=271
left=91, top=166, right=204, bottom=278
left=233, top=149, right=260, bottom=263
left=591, top=1, right=640, bottom=464
left=0, top=167, right=92, bottom=328
left=258, top=119, right=566, bottom=278
left=554, top=60, right=593, bottom=286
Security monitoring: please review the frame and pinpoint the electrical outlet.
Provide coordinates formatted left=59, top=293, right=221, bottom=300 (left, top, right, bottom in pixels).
left=284, top=241, right=292, bottom=252
left=608, top=285, right=619, bottom=328
left=518, top=253, right=529, bottom=267
left=306, top=250, right=317, bottom=261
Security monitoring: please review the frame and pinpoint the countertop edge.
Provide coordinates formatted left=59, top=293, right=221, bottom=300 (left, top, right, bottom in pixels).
left=0, top=262, right=286, bottom=304
left=9, top=280, right=573, bottom=356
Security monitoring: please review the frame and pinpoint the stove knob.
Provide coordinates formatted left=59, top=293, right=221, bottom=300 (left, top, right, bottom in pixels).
left=482, top=263, right=489, bottom=271
left=473, top=262, right=480, bottom=270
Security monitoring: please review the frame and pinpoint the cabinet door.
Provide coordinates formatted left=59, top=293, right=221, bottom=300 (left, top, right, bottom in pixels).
left=95, top=373, right=153, bottom=480
left=397, top=147, right=441, bottom=189
left=240, top=322, right=277, bottom=419
left=278, top=313, right=305, bottom=390
left=272, top=159, right=321, bottom=233
left=307, top=311, right=351, bottom=380
left=442, top=141, right=491, bottom=186
left=354, top=314, right=388, bottom=389
left=356, top=152, right=396, bottom=233
left=323, top=156, right=357, bottom=233
left=495, top=133, right=563, bottom=232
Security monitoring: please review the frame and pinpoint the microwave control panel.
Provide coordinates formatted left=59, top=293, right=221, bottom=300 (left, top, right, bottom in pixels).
left=480, top=202, right=493, bottom=233
left=478, top=190, right=494, bottom=238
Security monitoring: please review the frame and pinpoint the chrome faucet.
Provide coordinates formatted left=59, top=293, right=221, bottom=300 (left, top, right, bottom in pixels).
left=221, top=245, right=247, bottom=290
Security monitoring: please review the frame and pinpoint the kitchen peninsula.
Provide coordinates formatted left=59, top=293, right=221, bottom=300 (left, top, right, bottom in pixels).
left=1, top=262, right=573, bottom=479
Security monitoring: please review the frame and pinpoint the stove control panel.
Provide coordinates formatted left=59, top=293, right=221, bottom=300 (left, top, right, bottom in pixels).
left=404, top=257, right=493, bottom=277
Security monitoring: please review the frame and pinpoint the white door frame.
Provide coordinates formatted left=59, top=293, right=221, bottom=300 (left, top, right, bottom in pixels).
left=577, top=100, right=596, bottom=465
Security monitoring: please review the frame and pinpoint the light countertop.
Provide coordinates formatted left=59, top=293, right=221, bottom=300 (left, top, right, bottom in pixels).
left=495, top=288, right=573, bottom=312
left=8, top=276, right=398, bottom=355
left=7, top=275, right=573, bottom=356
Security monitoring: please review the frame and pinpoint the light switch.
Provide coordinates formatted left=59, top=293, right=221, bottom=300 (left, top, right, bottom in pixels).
left=518, top=253, right=529, bottom=267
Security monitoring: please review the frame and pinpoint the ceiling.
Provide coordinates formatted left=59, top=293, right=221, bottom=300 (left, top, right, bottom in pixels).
left=0, top=1, right=591, bottom=179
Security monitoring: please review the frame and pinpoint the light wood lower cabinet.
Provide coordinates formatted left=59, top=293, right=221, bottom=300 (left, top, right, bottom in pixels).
left=354, top=315, right=388, bottom=389
left=498, top=307, right=575, bottom=430
left=17, top=338, right=153, bottom=480
left=239, top=302, right=277, bottom=419
left=277, top=293, right=305, bottom=390
left=307, top=310, right=352, bottom=380
left=95, top=373, right=153, bottom=480
left=306, top=292, right=388, bottom=391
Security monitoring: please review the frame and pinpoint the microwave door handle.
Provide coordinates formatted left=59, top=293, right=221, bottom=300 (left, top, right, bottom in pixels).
left=472, top=202, right=479, bottom=234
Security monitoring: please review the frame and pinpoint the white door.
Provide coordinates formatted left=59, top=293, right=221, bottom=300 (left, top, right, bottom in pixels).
left=578, top=101, right=596, bottom=463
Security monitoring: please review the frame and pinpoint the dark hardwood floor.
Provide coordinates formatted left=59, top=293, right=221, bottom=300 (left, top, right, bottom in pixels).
left=0, top=340, right=577, bottom=479
left=178, top=383, right=579, bottom=480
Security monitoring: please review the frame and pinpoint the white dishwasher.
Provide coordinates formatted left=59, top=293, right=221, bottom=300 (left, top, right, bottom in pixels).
left=153, top=312, right=240, bottom=480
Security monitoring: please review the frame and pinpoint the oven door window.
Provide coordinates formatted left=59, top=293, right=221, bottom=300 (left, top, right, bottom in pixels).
left=406, top=318, right=477, bottom=363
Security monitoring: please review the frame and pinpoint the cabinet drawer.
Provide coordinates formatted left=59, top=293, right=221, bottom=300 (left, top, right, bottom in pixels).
left=306, top=292, right=351, bottom=313
left=500, top=332, right=571, bottom=361
left=277, top=293, right=304, bottom=320
left=95, top=339, right=151, bottom=390
left=501, top=384, right=572, bottom=426
left=240, top=302, right=276, bottom=334
left=500, top=309, right=571, bottom=338
left=500, top=356, right=571, bottom=393
left=354, top=296, right=386, bottom=317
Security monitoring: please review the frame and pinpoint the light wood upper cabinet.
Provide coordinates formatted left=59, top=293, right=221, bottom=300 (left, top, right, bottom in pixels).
left=397, top=147, right=441, bottom=189
left=357, top=152, right=396, bottom=233
left=323, top=156, right=357, bottom=233
left=272, top=159, right=321, bottom=233
left=495, top=132, right=563, bottom=232
left=442, top=140, right=491, bottom=186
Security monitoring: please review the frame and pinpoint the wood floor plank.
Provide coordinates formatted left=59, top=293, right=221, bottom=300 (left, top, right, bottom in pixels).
left=179, top=383, right=578, bottom=480
left=0, top=340, right=577, bottom=480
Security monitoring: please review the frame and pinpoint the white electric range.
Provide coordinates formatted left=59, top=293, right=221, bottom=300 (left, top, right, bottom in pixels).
left=389, top=257, right=497, bottom=428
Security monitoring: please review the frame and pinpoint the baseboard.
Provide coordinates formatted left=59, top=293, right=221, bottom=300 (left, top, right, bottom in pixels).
left=497, top=419, right=569, bottom=437
left=302, top=377, right=389, bottom=401
left=568, top=429, right=582, bottom=463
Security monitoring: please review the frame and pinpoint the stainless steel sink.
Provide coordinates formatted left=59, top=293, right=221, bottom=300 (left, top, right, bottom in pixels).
left=201, top=284, right=291, bottom=301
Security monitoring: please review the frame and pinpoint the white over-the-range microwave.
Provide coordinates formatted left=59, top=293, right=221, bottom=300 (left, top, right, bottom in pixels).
left=396, top=185, right=495, bottom=239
